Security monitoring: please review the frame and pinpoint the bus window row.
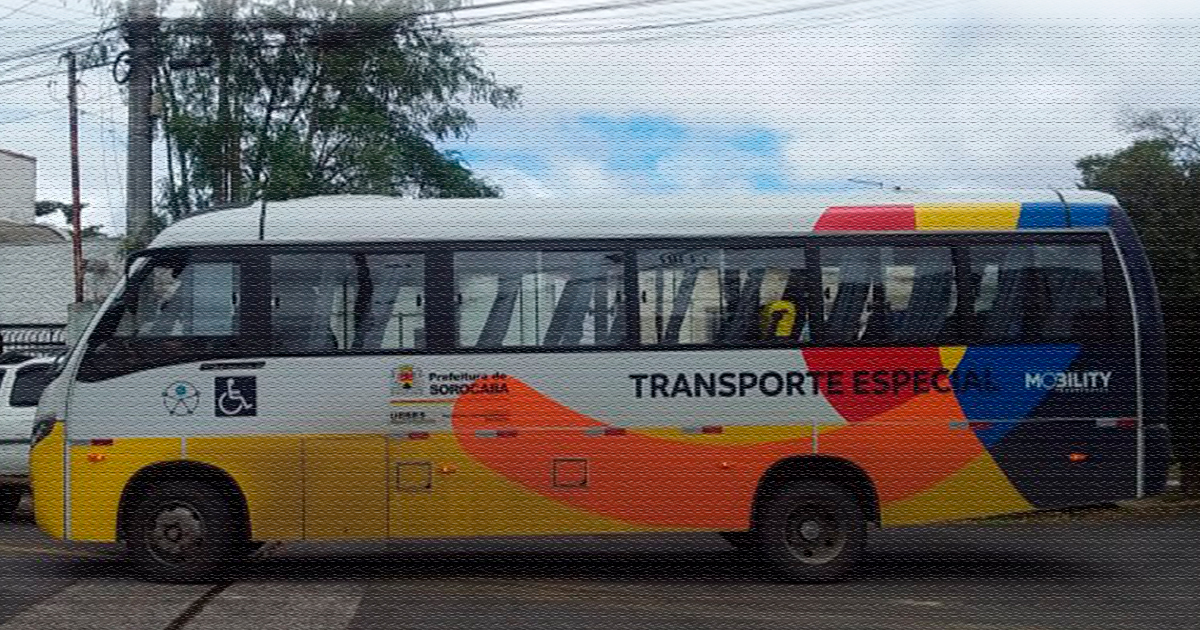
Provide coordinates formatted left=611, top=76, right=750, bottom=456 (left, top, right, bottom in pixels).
left=102, top=241, right=1115, bottom=356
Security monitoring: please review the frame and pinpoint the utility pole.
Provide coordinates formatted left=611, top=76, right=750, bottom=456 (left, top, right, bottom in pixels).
left=213, top=0, right=237, bottom=204
left=124, top=0, right=157, bottom=248
left=66, top=51, right=84, bottom=304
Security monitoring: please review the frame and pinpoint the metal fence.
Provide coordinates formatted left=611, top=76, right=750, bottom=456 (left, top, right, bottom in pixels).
left=0, top=324, right=67, bottom=361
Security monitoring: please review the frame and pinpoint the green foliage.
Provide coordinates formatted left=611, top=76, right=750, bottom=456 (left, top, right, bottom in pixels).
left=148, top=0, right=519, bottom=219
left=34, top=200, right=88, bottom=223
left=1077, top=118, right=1200, bottom=309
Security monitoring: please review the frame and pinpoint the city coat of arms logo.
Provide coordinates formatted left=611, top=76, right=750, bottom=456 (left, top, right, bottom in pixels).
left=391, top=364, right=423, bottom=396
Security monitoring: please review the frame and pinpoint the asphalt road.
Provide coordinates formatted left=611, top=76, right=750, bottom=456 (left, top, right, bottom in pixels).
left=1, top=498, right=1197, bottom=630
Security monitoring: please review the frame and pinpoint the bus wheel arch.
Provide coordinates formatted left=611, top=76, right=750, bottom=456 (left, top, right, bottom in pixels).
left=751, top=455, right=880, bottom=528
left=745, top=456, right=879, bottom=581
left=117, top=461, right=251, bottom=545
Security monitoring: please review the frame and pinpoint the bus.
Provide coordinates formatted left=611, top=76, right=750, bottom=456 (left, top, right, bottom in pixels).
left=29, top=190, right=1172, bottom=582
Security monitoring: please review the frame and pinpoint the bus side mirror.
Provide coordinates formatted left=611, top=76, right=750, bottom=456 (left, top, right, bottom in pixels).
left=50, top=352, right=68, bottom=377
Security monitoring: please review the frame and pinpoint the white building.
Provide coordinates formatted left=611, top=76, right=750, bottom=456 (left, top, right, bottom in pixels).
left=0, top=148, right=123, bottom=344
left=0, top=149, right=36, bottom=224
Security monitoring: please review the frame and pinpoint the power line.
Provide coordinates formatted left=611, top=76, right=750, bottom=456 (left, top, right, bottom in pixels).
left=0, top=0, right=101, bottom=31
left=0, top=0, right=40, bottom=21
left=465, top=0, right=897, bottom=38
left=0, top=57, right=101, bottom=87
left=0, top=29, right=105, bottom=65
left=0, top=104, right=64, bottom=124
left=0, top=65, right=64, bottom=86
left=482, top=0, right=965, bottom=46
left=459, top=0, right=781, bottom=34
left=445, top=0, right=714, bottom=30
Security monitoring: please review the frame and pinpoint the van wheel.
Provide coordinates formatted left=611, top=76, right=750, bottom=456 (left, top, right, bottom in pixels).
left=755, top=480, right=866, bottom=582
left=0, top=487, right=21, bottom=520
left=125, top=480, right=246, bottom=583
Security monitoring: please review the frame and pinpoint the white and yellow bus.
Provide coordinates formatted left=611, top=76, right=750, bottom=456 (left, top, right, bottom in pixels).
left=30, top=190, right=1171, bottom=582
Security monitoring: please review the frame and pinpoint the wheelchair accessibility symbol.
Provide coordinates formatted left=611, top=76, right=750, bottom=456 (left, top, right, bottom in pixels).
left=215, top=376, right=257, bottom=417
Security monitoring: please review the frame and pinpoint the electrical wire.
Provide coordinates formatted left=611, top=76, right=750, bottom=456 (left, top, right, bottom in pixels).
left=444, top=0, right=720, bottom=30
left=0, top=29, right=104, bottom=64
left=462, top=0, right=902, bottom=38
left=0, top=57, right=100, bottom=86
left=482, top=0, right=965, bottom=46
left=0, top=104, right=64, bottom=123
left=0, top=0, right=40, bottom=21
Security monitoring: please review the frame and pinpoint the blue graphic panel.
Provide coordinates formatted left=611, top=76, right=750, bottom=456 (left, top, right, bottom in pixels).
left=953, top=344, right=1081, bottom=446
left=1018, top=202, right=1068, bottom=229
left=1068, top=203, right=1110, bottom=227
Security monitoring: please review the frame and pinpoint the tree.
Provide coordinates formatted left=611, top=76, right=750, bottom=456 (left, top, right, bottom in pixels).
left=34, top=200, right=86, bottom=224
left=1077, top=109, right=1200, bottom=497
left=130, top=0, right=519, bottom=219
left=34, top=200, right=104, bottom=236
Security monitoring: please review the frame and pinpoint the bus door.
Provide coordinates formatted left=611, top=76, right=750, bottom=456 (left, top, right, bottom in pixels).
left=266, top=250, right=426, bottom=539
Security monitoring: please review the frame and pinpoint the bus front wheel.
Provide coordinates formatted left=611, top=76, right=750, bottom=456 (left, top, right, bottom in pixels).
left=126, top=480, right=247, bottom=583
left=756, top=480, right=866, bottom=582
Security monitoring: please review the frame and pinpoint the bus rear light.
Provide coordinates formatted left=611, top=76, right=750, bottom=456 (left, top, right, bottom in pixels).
left=1068, top=452, right=1089, bottom=463
left=86, top=452, right=108, bottom=463
left=1096, top=418, right=1138, bottom=429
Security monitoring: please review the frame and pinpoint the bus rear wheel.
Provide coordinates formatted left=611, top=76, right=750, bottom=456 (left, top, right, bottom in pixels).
left=125, top=480, right=247, bottom=583
left=755, top=480, right=866, bottom=582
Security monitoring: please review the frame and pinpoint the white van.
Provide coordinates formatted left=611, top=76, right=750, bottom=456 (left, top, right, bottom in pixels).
left=0, top=356, right=57, bottom=519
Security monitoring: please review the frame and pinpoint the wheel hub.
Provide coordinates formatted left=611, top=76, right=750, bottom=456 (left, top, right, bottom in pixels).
left=149, top=504, right=204, bottom=561
left=784, top=505, right=846, bottom=565
left=798, top=519, right=822, bottom=542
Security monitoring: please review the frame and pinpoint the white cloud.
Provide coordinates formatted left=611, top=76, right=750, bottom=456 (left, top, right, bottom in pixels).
left=4, top=0, right=1200, bottom=229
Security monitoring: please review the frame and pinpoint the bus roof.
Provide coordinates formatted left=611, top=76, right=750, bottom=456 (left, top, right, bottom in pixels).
left=147, top=189, right=1120, bottom=249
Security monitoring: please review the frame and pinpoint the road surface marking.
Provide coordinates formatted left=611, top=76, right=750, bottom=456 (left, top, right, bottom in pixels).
left=179, top=582, right=364, bottom=630
left=0, top=581, right=212, bottom=630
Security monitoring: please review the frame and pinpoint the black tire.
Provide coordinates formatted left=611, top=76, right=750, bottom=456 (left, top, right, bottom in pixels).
left=0, top=487, right=21, bottom=521
left=719, top=531, right=760, bottom=553
left=755, top=480, right=867, bottom=582
left=125, top=480, right=247, bottom=583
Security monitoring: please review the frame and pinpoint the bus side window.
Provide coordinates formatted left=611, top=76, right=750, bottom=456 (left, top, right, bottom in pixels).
left=77, top=255, right=245, bottom=381
left=455, top=250, right=623, bottom=348
left=819, top=247, right=879, bottom=344
left=638, top=247, right=806, bottom=346
left=963, top=245, right=1031, bottom=343
left=110, top=260, right=240, bottom=339
left=885, top=247, right=956, bottom=345
left=270, top=252, right=426, bottom=353
left=1030, top=244, right=1108, bottom=341
left=961, top=243, right=1108, bottom=344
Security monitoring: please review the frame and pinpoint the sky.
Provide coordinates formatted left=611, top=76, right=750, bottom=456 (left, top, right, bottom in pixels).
left=0, top=0, right=1198, bottom=233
